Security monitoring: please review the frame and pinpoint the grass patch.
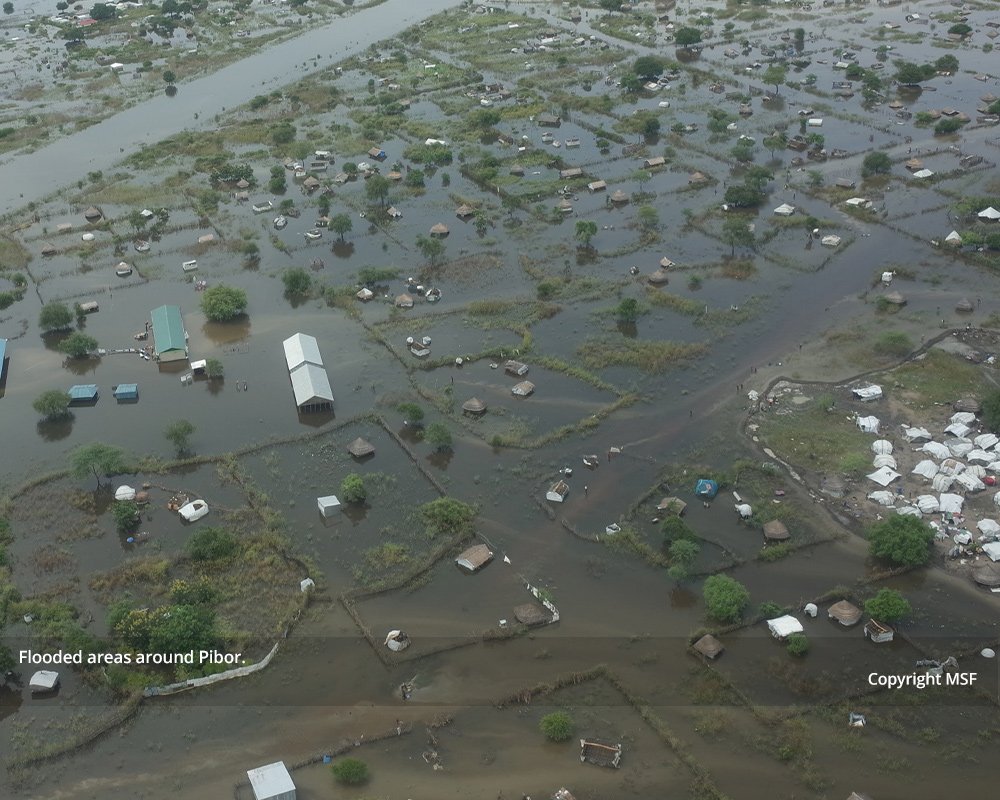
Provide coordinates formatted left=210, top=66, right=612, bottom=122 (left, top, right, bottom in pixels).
left=891, top=349, right=989, bottom=409
left=577, top=337, right=707, bottom=373
left=757, top=397, right=873, bottom=476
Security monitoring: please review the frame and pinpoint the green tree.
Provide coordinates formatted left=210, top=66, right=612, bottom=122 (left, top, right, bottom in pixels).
left=404, top=169, right=425, bottom=189
left=703, top=574, right=749, bottom=623
left=89, top=2, right=116, bottom=20
left=420, top=497, right=476, bottom=537
left=935, top=54, right=960, bottom=73
left=268, top=165, right=286, bottom=194
left=2, top=3, right=13, bottom=13
left=637, top=205, right=659, bottom=231
left=39, top=302, right=74, bottom=331
left=598, top=0, right=623, bottom=10
left=786, top=633, right=810, bottom=657
left=425, top=422, right=453, bottom=452
left=674, top=27, right=702, bottom=49
left=539, top=711, right=575, bottom=742
left=633, top=55, right=664, bottom=81
left=282, top=268, right=312, bottom=296
left=164, top=419, right=195, bottom=456
left=667, top=537, right=700, bottom=581
left=162, top=69, right=176, bottom=84
left=112, top=499, right=140, bottom=533
left=398, top=402, right=424, bottom=425
left=365, top=173, right=390, bottom=207
left=861, top=151, right=892, bottom=177
left=148, top=604, right=216, bottom=654
left=33, top=389, right=71, bottom=420
left=615, top=297, right=640, bottom=322
left=415, top=234, right=445, bottom=267
left=331, top=758, right=369, bottom=786
left=661, top=514, right=695, bottom=542
left=762, top=64, right=787, bottom=95
left=58, top=332, right=98, bottom=358
left=71, top=442, right=128, bottom=487
left=575, top=220, right=598, bottom=248
left=763, top=133, right=786, bottom=158
left=330, top=212, right=352, bottom=242
left=466, top=108, right=501, bottom=130
left=340, top=473, right=367, bottom=504
left=205, top=357, right=224, bottom=379
left=868, top=515, right=934, bottom=567
left=947, top=23, right=972, bottom=37
left=743, top=166, right=773, bottom=192
left=271, top=121, right=296, bottom=146
left=864, top=588, right=911, bottom=622
left=187, top=527, right=237, bottom=561
left=722, top=216, right=755, bottom=256
left=894, top=60, right=931, bottom=85
left=200, top=284, right=248, bottom=321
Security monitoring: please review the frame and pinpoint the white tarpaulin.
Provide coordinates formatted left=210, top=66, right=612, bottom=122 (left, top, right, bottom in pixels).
left=872, top=440, right=893, bottom=455
left=945, top=423, right=971, bottom=438
left=939, top=493, right=964, bottom=514
left=977, top=519, right=1000, bottom=536
left=994, top=491, right=1000, bottom=508
left=902, top=425, right=931, bottom=442
left=897, top=506, right=921, bottom=517
left=968, top=449, right=994, bottom=464
left=916, top=495, right=940, bottom=513
left=857, top=416, right=880, bottom=433
left=868, top=490, right=896, bottom=506
left=988, top=461, right=1000, bottom=472
left=767, top=615, right=803, bottom=639
left=951, top=412, right=976, bottom=426
left=114, top=485, right=136, bottom=501
left=956, top=472, right=986, bottom=492
left=852, top=385, right=882, bottom=401
left=922, top=441, right=950, bottom=459
left=983, top=541, right=1000, bottom=562
left=735, top=503, right=753, bottom=519
left=967, top=464, right=987, bottom=478
left=932, top=474, right=955, bottom=492
left=912, top=460, right=939, bottom=479
left=939, top=459, right=965, bottom=476
left=975, top=433, right=999, bottom=450
left=946, top=439, right=974, bottom=458
left=954, top=531, right=973, bottom=545
left=873, top=454, right=898, bottom=470
left=867, top=466, right=901, bottom=486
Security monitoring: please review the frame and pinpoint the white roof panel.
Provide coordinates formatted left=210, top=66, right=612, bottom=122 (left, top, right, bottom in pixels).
left=289, top=363, right=334, bottom=408
left=282, top=333, right=324, bottom=372
left=767, top=615, right=803, bottom=638
left=912, top=460, right=939, bottom=479
left=867, top=466, right=901, bottom=486
left=247, top=762, right=295, bottom=800
left=939, top=493, right=964, bottom=514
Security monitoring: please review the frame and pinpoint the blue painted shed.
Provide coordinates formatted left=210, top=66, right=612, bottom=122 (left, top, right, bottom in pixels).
left=113, top=383, right=139, bottom=401
left=68, top=384, right=99, bottom=403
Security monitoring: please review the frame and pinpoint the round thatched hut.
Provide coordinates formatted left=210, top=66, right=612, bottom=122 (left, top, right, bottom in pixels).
left=514, top=603, right=552, bottom=626
left=347, top=437, right=375, bottom=458
left=827, top=600, right=862, bottom=627
left=83, top=206, right=103, bottom=223
left=692, top=633, right=724, bottom=659
left=429, top=223, right=449, bottom=237
left=462, top=397, right=487, bottom=415
left=763, top=520, right=790, bottom=541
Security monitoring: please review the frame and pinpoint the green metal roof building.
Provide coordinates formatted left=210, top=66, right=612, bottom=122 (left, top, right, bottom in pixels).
left=151, top=305, right=188, bottom=362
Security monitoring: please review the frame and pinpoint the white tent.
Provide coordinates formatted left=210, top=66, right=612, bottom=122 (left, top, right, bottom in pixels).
left=939, top=458, right=965, bottom=476
left=316, top=495, right=341, bottom=517
left=912, top=168, right=934, bottom=179
left=967, top=464, right=987, bottom=478
left=881, top=271, right=894, bottom=284
left=968, top=449, right=994, bottom=464
left=944, top=230, right=963, bottom=245
left=114, top=485, right=136, bottom=501
left=975, top=433, right=999, bottom=450
left=767, top=615, right=803, bottom=639
left=946, top=439, right=974, bottom=458
left=902, top=426, right=932, bottom=442
left=983, top=541, right=1000, bottom=561
left=868, top=490, right=896, bottom=506
left=282, top=333, right=324, bottom=372
left=773, top=203, right=796, bottom=216
left=939, top=493, right=964, bottom=514
left=178, top=500, right=209, bottom=522
left=247, top=761, right=296, bottom=800
left=945, top=423, right=971, bottom=438
left=289, top=363, right=335, bottom=411
left=988, top=461, right=1000, bottom=473
left=977, top=519, right=1000, bottom=536
left=956, top=472, right=985, bottom=492
left=735, top=503, right=753, bottom=519
left=932, top=474, right=955, bottom=492
left=873, top=454, right=898, bottom=470
left=955, top=531, right=973, bottom=545
left=857, top=416, right=880, bottom=433
left=912, top=460, right=939, bottom=479
left=871, top=440, right=893, bottom=455
left=867, top=466, right=901, bottom=486
left=921, top=441, right=950, bottom=459
left=29, top=670, right=60, bottom=692
left=951, top=411, right=976, bottom=426
left=897, top=506, right=921, bottom=517
left=916, top=495, right=940, bottom=514
left=852, top=385, right=882, bottom=401
left=977, top=206, right=1000, bottom=221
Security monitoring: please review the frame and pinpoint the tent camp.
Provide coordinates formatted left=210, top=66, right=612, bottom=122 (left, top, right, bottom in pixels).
left=915, top=495, right=938, bottom=513
left=867, top=466, right=901, bottom=486
left=921, top=441, right=950, bottom=459
left=868, top=490, right=896, bottom=506
left=939, top=493, right=964, bottom=514
left=912, top=460, right=939, bottom=479
left=871, top=440, right=893, bottom=455
left=902, top=426, right=931, bottom=442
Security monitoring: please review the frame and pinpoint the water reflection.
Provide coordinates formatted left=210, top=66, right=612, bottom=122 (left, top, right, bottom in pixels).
left=342, top=503, right=369, bottom=524
left=331, top=241, right=355, bottom=259
left=616, top=320, right=638, bottom=339
left=201, top=316, right=251, bottom=346
left=669, top=586, right=697, bottom=609
left=426, top=450, right=453, bottom=471
left=36, top=415, right=75, bottom=441
left=63, top=356, right=102, bottom=376
left=296, top=410, right=334, bottom=429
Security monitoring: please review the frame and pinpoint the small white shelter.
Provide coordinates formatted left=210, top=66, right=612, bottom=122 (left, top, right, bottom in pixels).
left=946, top=439, right=974, bottom=458
left=932, top=474, right=955, bottom=493
left=912, top=168, right=934, bottom=179
left=773, top=203, right=796, bottom=216
left=977, top=519, right=1000, bottom=536
left=867, top=466, right=901, bottom=486
left=735, top=503, right=753, bottom=519
left=912, top=460, right=939, bottom=479
left=871, top=440, right=893, bottom=455
left=821, top=234, right=842, bottom=247
left=317, top=495, right=341, bottom=517
left=983, top=541, right=1000, bottom=561
left=921, top=441, right=950, bottom=459
left=852, top=385, right=882, bottom=401
left=944, top=230, right=963, bottom=245
left=945, top=422, right=971, bottom=438
left=916, top=495, right=940, bottom=514
left=115, top=485, right=136, bottom=501
left=956, top=473, right=986, bottom=492
left=767, top=615, right=803, bottom=639
left=178, top=500, right=209, bottom=522
left=29, top=670, right=60, bottom=693
left=867, top=490, right=896, bottom=506
left=975, top=433, right=999, bottom=450
left=902, top=426, right=931, bottom=442
left=872, top=455, right=897, bottom=470
left=977, top=206, right=1000, bottom=221
left=247, top=761, right=296, bottom=800
left=951, top=412, right=976, bottom=426
left=939, top=493, right=964, bottom=514
left=857, top=416, right=880, bottom=434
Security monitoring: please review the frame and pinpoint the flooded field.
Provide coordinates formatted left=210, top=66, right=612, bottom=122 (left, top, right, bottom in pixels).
left=4, top=0, right=1000, bottom=798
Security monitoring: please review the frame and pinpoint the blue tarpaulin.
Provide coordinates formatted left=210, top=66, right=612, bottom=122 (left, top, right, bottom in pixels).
left=694, top=479, right=718, bottom=499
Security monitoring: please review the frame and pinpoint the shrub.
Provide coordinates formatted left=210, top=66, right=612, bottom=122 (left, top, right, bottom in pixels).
left=33, top=389, right=71, bottom=420
left=873, top=330, right=912, bottom=358
left=786, top=633, right=810, bottom=657
left=703, top=574, right=750, bottom=623
left=112, top=500, right=140, bottom=533
left=282, top=268, right=312, bottom=296
left=539, top=711, right=574, bottom=742
left=200, top=284, right=248, bottom=322
left=758, top=601, right=785, bottom=618
left=868, top=515, right=933, bottom=567
left=864, top=588, right=911, bottom=622
left=331, top=758, right=369, bottom=786
left=187, top=527, right=238, bottom=561
left=58, top=332, right=98, bottom=358
left=340, top=473, right=366, bottom=504
left=861, top=151, right=891, bottom=178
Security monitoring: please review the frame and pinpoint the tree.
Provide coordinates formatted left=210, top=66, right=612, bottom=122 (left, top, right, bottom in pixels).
left=164, top=419, right=195, bottom=456
left=39, top=302, right=74, bottom=331
left=539, top=711, right=574, bottom=742
left=633, top=55, right=664, bottom=81
left=598, top=0, right=623, bottom=10
left=2, top=3, right=13, bottom=14
left=425, top=422, right=453, bottom=452
left=868, top=515, right=934, bottom=567
left=415, top=234, right=445, bottom=267
left=674, top=27, right=702, bottom=49
left=331, top=758, right=369, bottom=786
left=112, top=499, right=140, bottom=533
left=148, top=604, right=216, bottom=655
left=894, top=60, right=930, bottom=85
left=762, top=64, right=786, bottom=95
left=861, top=151, right=892, bottom=178
left=948, top=23, right=972, bottom=37
left=268, top=165, right=286, bottom=194
left=661, top=515, right=695, bottom=543
left=200, top=284, right=248, bottom=321
left=71, top=442, right=128, bottom=487
left=89, top=2, right=116, bottom=20
left=667, top=538, right=700, bottom=581
left=935, top=54, right=960, bottom=73
left=205, top=357, right=224, bottom=379
left=398, top=402, right=424, bottom=425
left=722, top=216, right=755, bottom=256
left=282, top=268, right=311, bottom=296
left=420, top=497, right=476, bottom=537
left=637, top=205, right=658, bottom=231
left=615, top=297, right=640, bottom=322
left=187, top=527, right=238, bottom=561
left=703, top=574, right=749, bottom=623
left=365, top=173, right=390, bottom=208
left=864, top=588, right=911, bottom=622
left=340, top=473, right=367, bottom=504
left=58, top=332, right=98, bottom=358
left=743, top=166, right=773, bottom=192
left=33, top=390, right=71, bottom=420
left=786, top=633, right=810, bottom=657
left=575, top=220, right=598, bottom=249
left=162, top=69, right=176, bottom=85
left=730, top=143, right=755, bottom=163
left=763, top=133, right=786, bottom=158
left=330, top=213, right=352, bottom=242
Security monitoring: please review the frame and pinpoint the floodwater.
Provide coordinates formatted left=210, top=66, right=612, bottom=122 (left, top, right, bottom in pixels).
left=6, top=1, right=1000, bottom=798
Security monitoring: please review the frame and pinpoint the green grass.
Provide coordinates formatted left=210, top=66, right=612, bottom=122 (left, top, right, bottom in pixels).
left=757, top=397, right=872, bottom=476
left=577, top=337, right=707, bottom=373
left=892, top=349, right=988, bottom=408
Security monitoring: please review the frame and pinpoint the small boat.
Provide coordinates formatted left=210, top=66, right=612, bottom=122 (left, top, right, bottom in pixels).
left=115, top=262, right=133, bottom=277
left=304, top=229, right=322, bottom=240
left=273, top=215, right=288, bottom=229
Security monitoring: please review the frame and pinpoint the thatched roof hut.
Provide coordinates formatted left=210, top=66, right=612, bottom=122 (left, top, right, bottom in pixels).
left=514, top=602, right=552, bottom=625
left=455, top=204, right=474, bottom=219
left=395, top=293, right=414, bottom=308
left=763, top=520, right=790, bottom=541
left=430, top=223, right=449, bottom=237
left=953, top=397, right=982, bottom=413
left=455, top=543, right=493, bottom=572
left=83, top=206, right=103, bottom=222
left=462, top=397, right=487, bottom=415
left=41, top=242, right=57, bottom=256
left=956, top=298, right=975, bottom=313
left=688, top=171, right=708, bottom=184
left=883, top=291, right=906, bottom=306
left=235, top=178, right=250, bottom=189
left=509, top=164, right=525, bottom=176
left=386, top=170, right=402, bottom=181
left=972, top=565, right=1000, bottom=588
left=827, top=600, right=862, bottom=626
left=692, top=634, right=724, bottom=659
left=610, top=189, right=629, bottom=204
left=647, top=268, right=669, bottom=285
left=580, top=739, right=622, bottom=769
left=347, top=437, right=375, bottom=458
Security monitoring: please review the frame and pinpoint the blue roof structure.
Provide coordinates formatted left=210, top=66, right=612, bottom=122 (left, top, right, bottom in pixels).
left=113, top=383, right=138, bottom=400
left=694, top=479, right=719, bottom=499
left=68, top=384, right=99, bottom=402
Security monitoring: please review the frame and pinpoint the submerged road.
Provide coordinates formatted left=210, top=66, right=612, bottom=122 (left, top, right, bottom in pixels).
left=0, top=0, right=460, bottom=212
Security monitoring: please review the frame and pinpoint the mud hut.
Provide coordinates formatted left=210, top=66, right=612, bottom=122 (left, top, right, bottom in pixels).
left=883, top=291, right=906, bottom=307
left=41, top=242, right=57, bottom=256
left=763, top=520, right=790, bottom=541
left=235, top=178, right=250, bottom=189
left=395, top=293, right=414, bottom=309
left=509, top=164, right=525, bottom=176
left=347, top=437, right=375, bottom=458
left=558, top=198, right=573, bottom=214
left=429, top=223, right=450, bottom=238
left=610, top=189, right=629, bottom=205
left=688, top=171, right=708, bottom=185
left=455, top=204, right=474, bottom=219
left=83, top=206, right=103, bottom=223
left=827, top=600, right=862, bottom=626
left=647, top=268, right=670, bottom=285
left=455, top=543, right=493, bottom=572
left=462, top=397, right=487, bottom=415
left=956, top=298, right=975, bottom=313
left=512, top=380, right=535, bottom=397
left=514, top=602, right=552, bottom=625
left=692, top=634, right=724, bottom=659
left=972, top=565, right=1000, bottom=588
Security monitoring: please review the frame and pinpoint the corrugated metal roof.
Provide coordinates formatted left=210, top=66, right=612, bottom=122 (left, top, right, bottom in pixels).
left=113, top=383, right=138, bottom=399
left=151, top=305, right=186, bottom=354
left=289, top=363, right=333, bottom=408
left=68, top=384, right=98, bottom=400
left=246, top=761, right=295, bottom=800
left=282, top=333, right=323, bottom=372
